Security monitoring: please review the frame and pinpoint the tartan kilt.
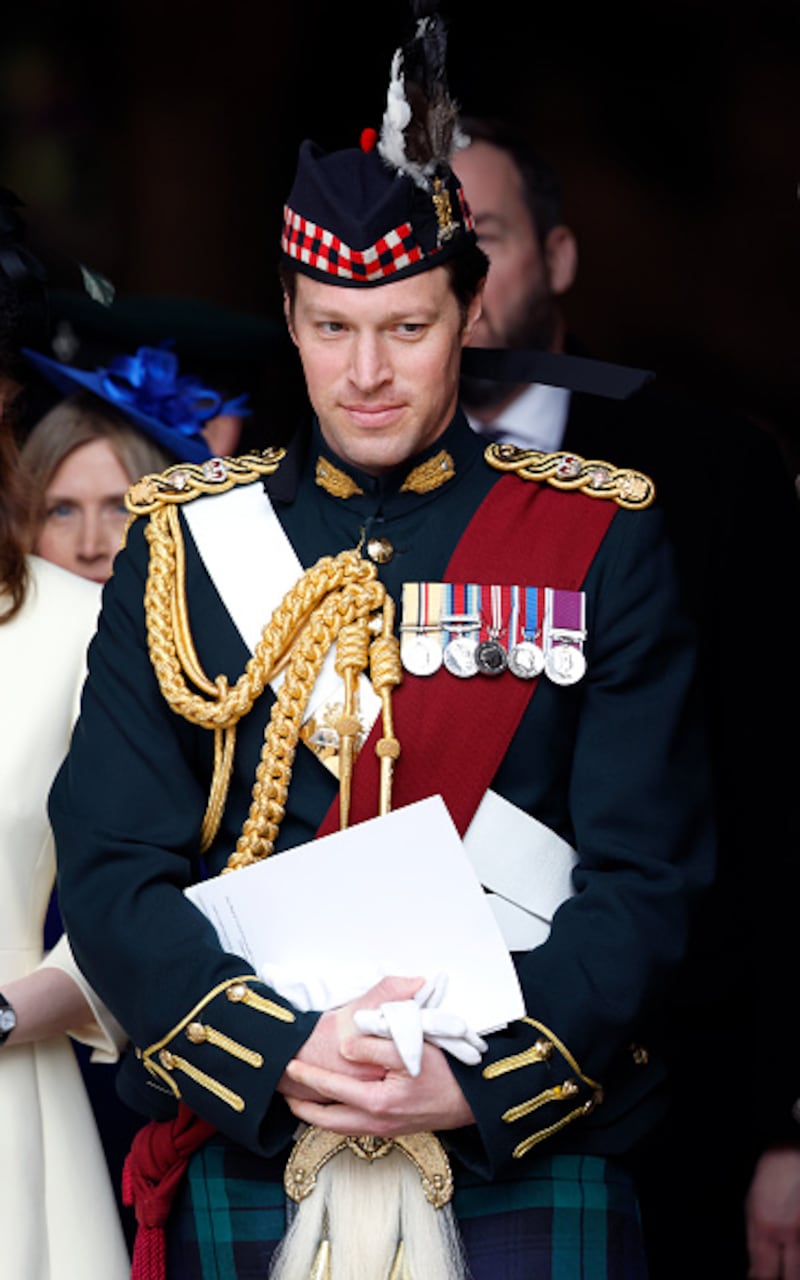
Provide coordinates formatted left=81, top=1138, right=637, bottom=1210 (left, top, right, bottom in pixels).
left=164, top=1135, right=648, bottom=1279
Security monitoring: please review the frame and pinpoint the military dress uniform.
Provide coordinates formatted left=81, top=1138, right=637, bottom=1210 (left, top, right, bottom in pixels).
left=51, top=407, right=714, bottom=1278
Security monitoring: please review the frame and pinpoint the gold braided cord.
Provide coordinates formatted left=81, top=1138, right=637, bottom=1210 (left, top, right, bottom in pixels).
left=170, top=503, right=220, bottom=697
left=484, top=442, right=655, bottom=510
left=334, top=619, right=370, bottom=830
left=145, top=508, right=379, bottom=730
left=521, top=1016, right=602, bottom=1092
left=511, top=1099, right=598, bottom=1159
left=200, top=724, right=237, bottom=853
left=139, top=477, right=402, bottom=871
left=185, top=1022, right=265, bottom=1068
left=158, top=1050, right=245, bottom=1112
left=502, top=1079, right=579, bottom=1124
left=227, top=576, right=385, bottom=870
left=369, top=596, right=402, bottom=816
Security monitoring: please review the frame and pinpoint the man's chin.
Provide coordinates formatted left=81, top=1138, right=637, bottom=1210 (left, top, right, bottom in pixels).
left=332, top=438, right=408, bottom=478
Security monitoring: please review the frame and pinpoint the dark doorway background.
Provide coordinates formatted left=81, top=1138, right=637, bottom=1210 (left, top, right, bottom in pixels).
left=2, top=0, right=798, bottom=470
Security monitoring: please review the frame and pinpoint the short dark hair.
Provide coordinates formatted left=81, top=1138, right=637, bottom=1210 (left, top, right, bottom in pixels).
left=279, top=239, right=488, bottom=329
left=458, top=116, right=565, bottom=247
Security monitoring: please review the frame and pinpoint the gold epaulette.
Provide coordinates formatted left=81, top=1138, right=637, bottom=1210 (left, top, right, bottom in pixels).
left=124, top=448, right=286, bottom=519
left=482, top=1016, right=604, bottom=1159
left=484, top=442, right=655, bottom=511
left=140, top=975, right=295, bottom=1113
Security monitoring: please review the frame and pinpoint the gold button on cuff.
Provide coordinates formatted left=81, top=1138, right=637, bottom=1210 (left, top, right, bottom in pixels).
left=224, top=980, right=295, bottom=1022
left=186, top=1022, right=208, bottom=1044
left=483, top=1035, right=554, bottom=1079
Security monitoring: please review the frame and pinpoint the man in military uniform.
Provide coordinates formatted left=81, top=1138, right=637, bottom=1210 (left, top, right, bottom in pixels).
left=51, top=11, right=714, bottom=1278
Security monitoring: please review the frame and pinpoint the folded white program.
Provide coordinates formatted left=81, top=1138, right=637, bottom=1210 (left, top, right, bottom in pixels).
left=185, top=794, right=527, bottom=1034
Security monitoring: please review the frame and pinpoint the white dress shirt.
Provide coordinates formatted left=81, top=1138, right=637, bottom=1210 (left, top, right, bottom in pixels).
left=465, top=382, right=572, bottom=453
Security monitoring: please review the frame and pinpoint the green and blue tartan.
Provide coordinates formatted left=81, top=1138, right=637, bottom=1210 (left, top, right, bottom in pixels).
left=164, top=1136, right=648, bottom=1279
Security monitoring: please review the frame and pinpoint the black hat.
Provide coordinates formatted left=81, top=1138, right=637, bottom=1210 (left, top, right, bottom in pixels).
left=281, top=3, right=477, bottom=288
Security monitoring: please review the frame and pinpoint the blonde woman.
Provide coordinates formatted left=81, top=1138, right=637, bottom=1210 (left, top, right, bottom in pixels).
left=21, top=392, right=169, bottom=582
left=21, top=342, right=248, bottom=582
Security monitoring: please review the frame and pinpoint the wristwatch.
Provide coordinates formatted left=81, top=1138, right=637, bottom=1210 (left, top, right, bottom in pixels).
left=0, top=993, right=17, bottom=1046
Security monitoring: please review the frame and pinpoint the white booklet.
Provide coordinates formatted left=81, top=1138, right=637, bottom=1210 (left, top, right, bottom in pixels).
left=185, top=794, right=525, bottom=1034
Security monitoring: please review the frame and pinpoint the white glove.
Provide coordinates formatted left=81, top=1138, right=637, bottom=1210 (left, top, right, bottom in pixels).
left=257, top=962, right=383, bottom=1013
left=353, top=974, right=488, bottom=1076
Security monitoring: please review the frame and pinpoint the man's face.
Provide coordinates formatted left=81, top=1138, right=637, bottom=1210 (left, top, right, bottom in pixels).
left=452, top=140, right=560, bottom=352
left=285, top=266, right=482, bottom=476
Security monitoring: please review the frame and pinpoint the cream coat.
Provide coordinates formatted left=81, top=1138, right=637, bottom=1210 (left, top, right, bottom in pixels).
left=0, top=556, right=129, bottom=1279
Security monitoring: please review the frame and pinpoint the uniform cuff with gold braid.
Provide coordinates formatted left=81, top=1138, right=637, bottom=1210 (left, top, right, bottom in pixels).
left=482, top=1017, right=603, bottom=1159
left=140, top=975, right=295, bottom=1112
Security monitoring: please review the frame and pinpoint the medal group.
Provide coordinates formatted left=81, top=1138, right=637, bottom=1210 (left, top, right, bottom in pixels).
left=400, top=583, right=587, bottom=686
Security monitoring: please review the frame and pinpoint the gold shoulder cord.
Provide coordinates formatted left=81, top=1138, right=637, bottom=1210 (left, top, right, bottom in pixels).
left=484, top=442, right=656, bottom=510
left=124, top=451, right=403, bottom=863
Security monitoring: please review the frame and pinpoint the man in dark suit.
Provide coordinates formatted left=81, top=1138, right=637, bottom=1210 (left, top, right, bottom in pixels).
left=454, top=115, right=800, bottom=1280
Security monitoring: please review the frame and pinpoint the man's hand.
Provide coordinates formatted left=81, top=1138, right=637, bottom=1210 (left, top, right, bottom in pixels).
left=278, top=975, right=476, bottom=1134
left=746, top=1147, right=800, bottom=1279
left=276, top=975, right=423, bottom=1104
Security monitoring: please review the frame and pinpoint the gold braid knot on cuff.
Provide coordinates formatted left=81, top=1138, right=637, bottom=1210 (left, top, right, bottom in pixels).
left=141, top=499, right=402, bottom=863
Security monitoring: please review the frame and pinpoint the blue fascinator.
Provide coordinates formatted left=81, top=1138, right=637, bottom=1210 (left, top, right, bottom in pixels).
left=22, top=342, right=250, bottom=465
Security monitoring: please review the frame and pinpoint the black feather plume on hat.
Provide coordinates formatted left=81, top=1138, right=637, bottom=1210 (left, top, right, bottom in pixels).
left=378, top=0, right=465, bottom=190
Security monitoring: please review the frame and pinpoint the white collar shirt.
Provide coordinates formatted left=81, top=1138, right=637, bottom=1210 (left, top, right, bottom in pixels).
left=465, top=382, right=572, bottom=453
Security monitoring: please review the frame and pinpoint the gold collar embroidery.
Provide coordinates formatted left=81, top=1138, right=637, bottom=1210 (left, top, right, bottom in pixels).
left=315, top=456, right=364, bottom=498
left=399, top=450, right=455, bottom=494
left=315, top=448, right=456, bottom=500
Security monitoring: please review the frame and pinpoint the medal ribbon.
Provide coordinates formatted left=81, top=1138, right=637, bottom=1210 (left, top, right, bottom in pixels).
left=442, top=582, right=480, bottom=643
left=479, top=583, right=508, bottom=645
left=508, top=585, right=521, bottom=650
left=523, top=586, right=540, bottom=642
left=547, top=587, right=586, bottom=635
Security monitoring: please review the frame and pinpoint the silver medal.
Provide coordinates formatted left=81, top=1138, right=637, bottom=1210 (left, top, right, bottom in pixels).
left=401, top=632, right=443, bottom=677
left=475, top=637, right=508, bottom=677
left=508, top=640, right=545, bottom=680
left=545, top=643, right=587, bottom=686
left=443, top=634, right=479, bottom=678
